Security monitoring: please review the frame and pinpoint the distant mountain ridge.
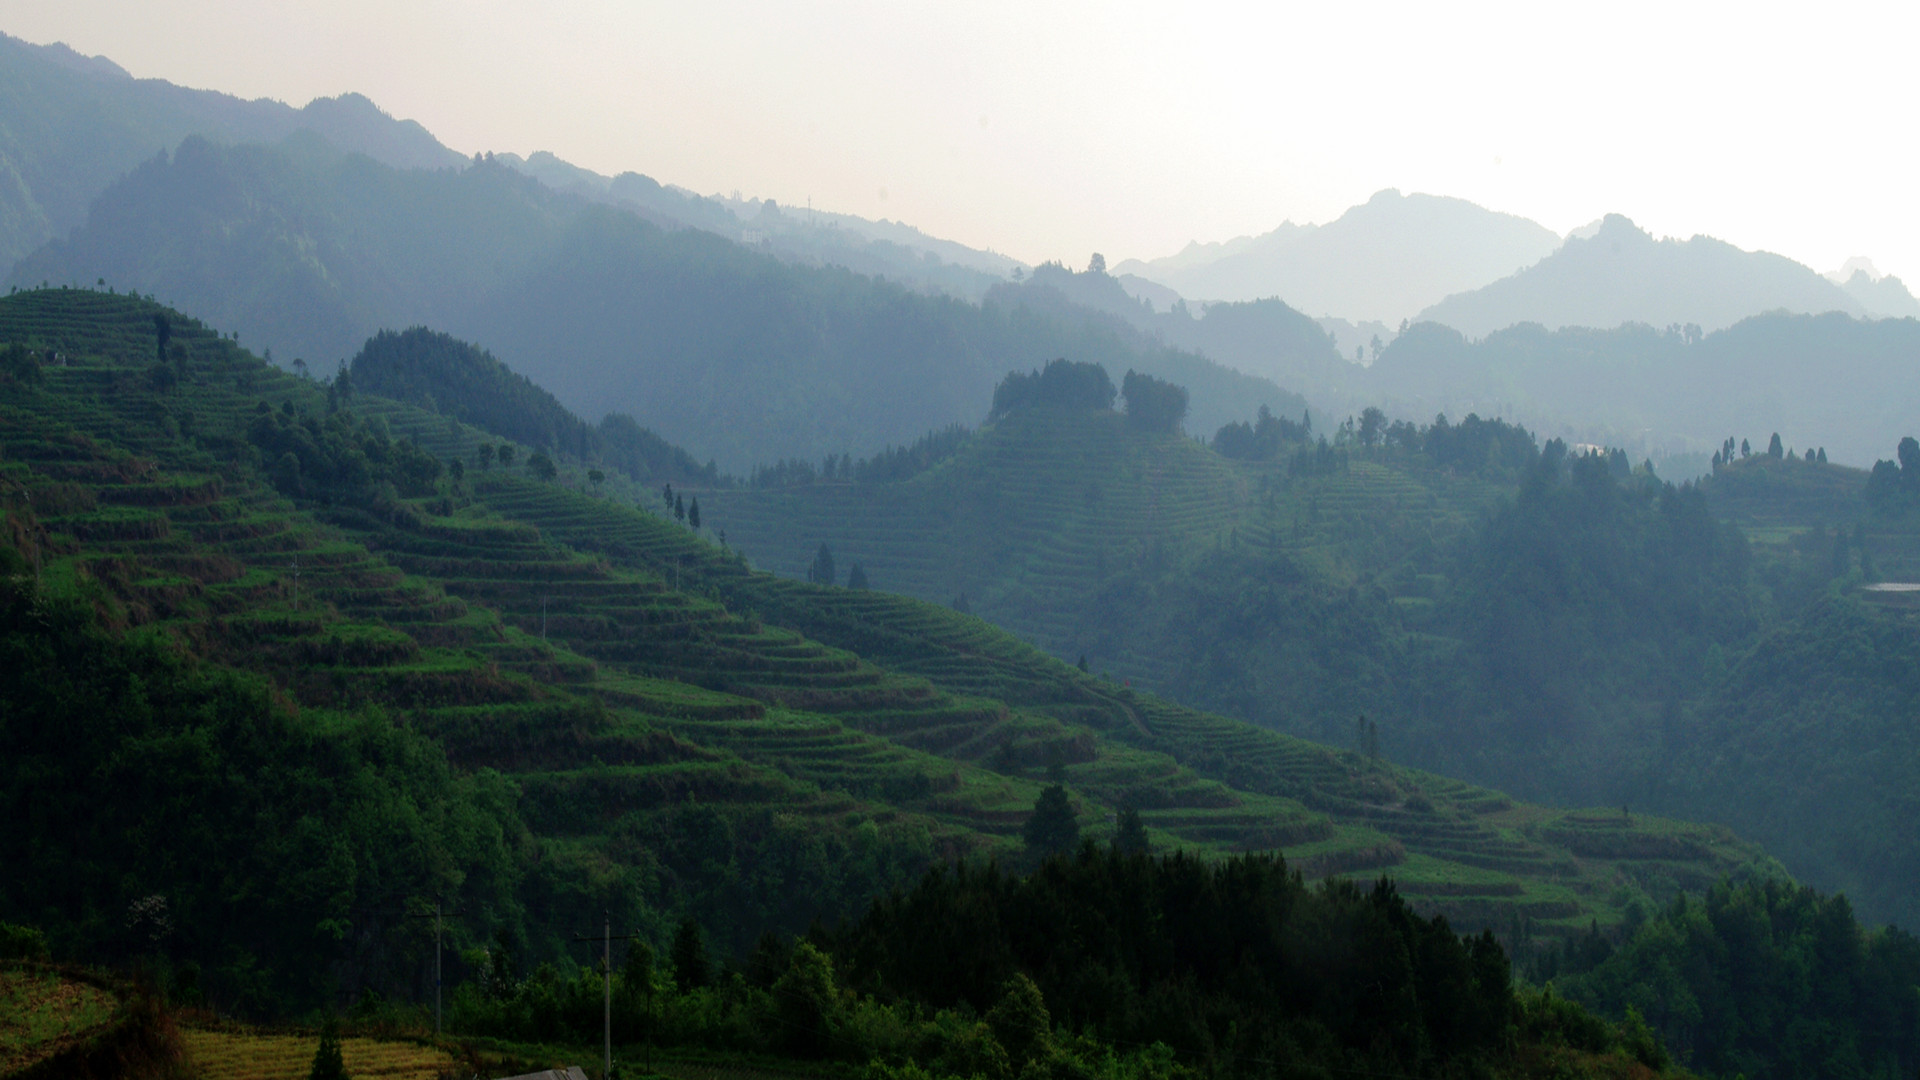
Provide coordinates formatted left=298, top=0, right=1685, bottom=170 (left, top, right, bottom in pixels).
left=0, top=33, right=1023, bottom=304
left=0, top=32, right=464, bottom=268
left=999, top=263, right=1352, bottom=414
left=1416, top=214, right=1907, bottom=336
left=13, top=135, right=1302, bottom=471
left=1825, top=256, right=1920, bottom=319
left=1115, top=190, right=1562, bottom=323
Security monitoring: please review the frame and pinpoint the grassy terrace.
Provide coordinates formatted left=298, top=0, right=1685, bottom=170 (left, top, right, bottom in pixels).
left=0, top=288, right=1777, bottom=939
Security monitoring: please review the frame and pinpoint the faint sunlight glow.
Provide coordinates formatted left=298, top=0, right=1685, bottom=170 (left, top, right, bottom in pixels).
left=3, top=0, right=1915, bottom=279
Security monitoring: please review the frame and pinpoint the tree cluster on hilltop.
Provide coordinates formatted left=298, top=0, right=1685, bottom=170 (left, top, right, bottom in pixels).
left=989, top=358, right=1116, bottom=419
left=1120, top=369, right=1189, bottom=434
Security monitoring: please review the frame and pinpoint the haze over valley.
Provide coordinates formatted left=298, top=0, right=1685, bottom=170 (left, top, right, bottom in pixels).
left=3, top=12, right=1919, bottom=1080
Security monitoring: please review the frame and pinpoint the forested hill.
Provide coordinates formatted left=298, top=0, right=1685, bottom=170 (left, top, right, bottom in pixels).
left=347, top=327, right=724, bottom=485
left=0, top=288, right=1778, bottom=1016
left=10, top=135, right=1306, bottom=471
left=707, top=381, right=1920, bottom=932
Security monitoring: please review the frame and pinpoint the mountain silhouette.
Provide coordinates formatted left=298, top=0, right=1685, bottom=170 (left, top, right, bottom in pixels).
left=1115, top=190, right=1560, bottom=324
left=0, top=32, right=463, bottom=268
left=1418, top=215, right=1870, bottom=337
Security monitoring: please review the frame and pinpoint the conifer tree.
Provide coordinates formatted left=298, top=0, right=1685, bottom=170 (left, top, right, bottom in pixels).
left=674, top=494, right=685, bottom=522
left=1113, top=805, right=1149, bottom=855
left=671, top=917, right=710, bottom=991
left=846, top=562, right=868, bottom=589
left=688, top=497, right=701, bottom=530
left=1023, top=781, right=1078, bottom=855
left=808, top=542, right=836, bottom=585
left=309, top=1017, right=349, bottom=1080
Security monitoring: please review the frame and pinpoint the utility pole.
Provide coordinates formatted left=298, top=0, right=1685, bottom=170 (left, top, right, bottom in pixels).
left=573, top=913, right=639, bottom=1080
left=407, top=899, right=464, bottom=1036
left=22, top=490, right=37, bottom=588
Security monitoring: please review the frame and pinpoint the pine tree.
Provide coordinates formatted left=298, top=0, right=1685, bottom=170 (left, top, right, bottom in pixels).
left=1022, top=783, right=1078, bottom=855
left=808, top=543, right=836, bottom=585
left=674, top=494, right=686, bottom=522
left=671, top=917, right=711, bottom=991
left=1113, top=804, right=1149, bottom=854
left=688, top=497, right=701, bottom=530
left=309, top=1017, right=350, bottom=1080
left=846, top=562, right=868, bottom=589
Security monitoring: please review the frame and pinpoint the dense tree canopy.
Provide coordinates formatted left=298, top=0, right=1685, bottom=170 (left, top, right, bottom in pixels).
left=0, top=570, right=523, bottom=1016
left=1556, top=878, right=1920, bottom=1080
left=1121, top=369, right=1190, bottom=434
left=839, top=849, right=1515, bottom=1075
left=989, top=359, right=1116, bottom=420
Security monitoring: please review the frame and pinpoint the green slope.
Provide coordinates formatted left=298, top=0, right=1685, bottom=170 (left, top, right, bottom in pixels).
left=702, top=408, right=1507, bottom=705
left=0, top=290, right=1781, bottom=996
left=702, top=392, right=1920, bottom=930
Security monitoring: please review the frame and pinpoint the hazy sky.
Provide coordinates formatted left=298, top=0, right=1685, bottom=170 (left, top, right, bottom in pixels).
left=5, top=1, right=1917, bottom=282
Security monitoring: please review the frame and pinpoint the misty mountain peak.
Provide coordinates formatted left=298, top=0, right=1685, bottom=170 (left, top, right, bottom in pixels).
left=1577, top=213, right=1652, bottom=246
left=1826, top=255, right=1885, bottom=284
left=1118, top=190, right=1560, bottom=324
left=1419, top=213, right=1868, bottom=336
left=11, top=35, right=131, bottom=81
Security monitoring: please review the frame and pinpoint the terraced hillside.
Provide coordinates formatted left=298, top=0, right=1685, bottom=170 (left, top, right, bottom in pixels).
left=701, top=414, right=1508, bottom=688
left=1702, top=450, right=1920, bottom=591
left=0, top=288, right=1777, bottom=964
